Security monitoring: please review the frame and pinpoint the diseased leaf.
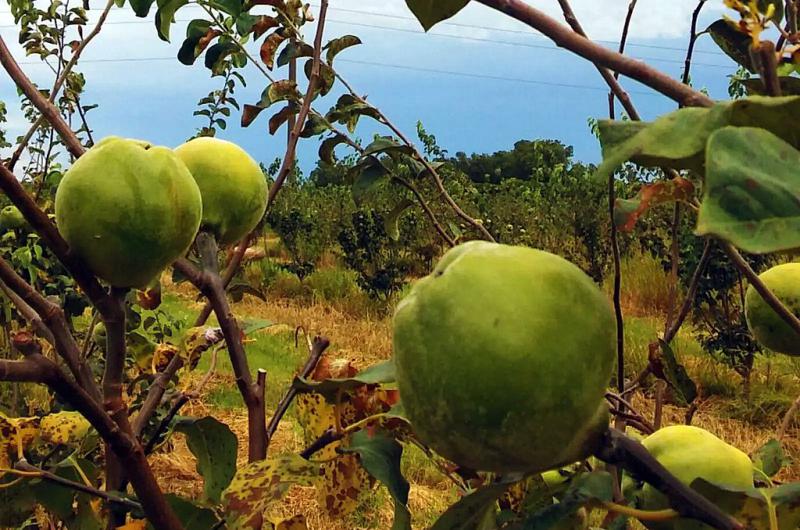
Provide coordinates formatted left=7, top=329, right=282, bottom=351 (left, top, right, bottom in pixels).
left=614, top=178, right=694, bottom=232
left=277, top=41, right=314, bottom=68
left=242, top=104, right=266, bottom=128
left=268, top=103, right=300, bottom=135
left=706, top=19, right=755, bottom=73
left=405, top=0, right=470, bottom=31
left=252, top=16, right=279, bottom=39
left=697, top=126, right=800, bottom=253
left=319, top=134, right=349, bottom=164
left=204, top=41, right=238, bottom=75
left=299, top=113, right=330, bottom=138
left=175, top=416, right=238, bottom=503
left=223, top=455, right=320, bottom=529
left=325, top=35, right=362, bottom=65
left=293, top=359, right=396, bottom=400
left=304, top=59, right=336, bottom=96
left=261, top=30, right=288, bottom=69
left=149, top=495, right=221, bottom=530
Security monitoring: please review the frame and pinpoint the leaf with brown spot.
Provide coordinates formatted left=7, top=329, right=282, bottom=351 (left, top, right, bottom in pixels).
left=223, top=454, right=320, bottom=529
left=260, top=30, right=288, bottom=69
left=39, top=411, right=91, bottom=446
left=614, top=177, right=694, bottom=231
left=252, top=16, right=279, bottom=39
left=274, top=514, right=308, bottom=530
left=269, top=103, right=300, bottom=135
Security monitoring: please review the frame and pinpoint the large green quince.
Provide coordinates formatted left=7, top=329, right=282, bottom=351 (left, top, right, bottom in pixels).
left=629, top=425, right=754, bottom=530
left=745, top=263, right=800, bottom=355
left=174, top=137, right=267, bottom=245
left=393, top=241, right=615, bottom=473
left=55, top=137, right=202, bottom=288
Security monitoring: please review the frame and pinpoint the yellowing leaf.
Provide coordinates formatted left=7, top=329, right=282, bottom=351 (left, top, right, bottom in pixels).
left=274, top=514, right=308, bottom=530
left=39, top=411, right=91, bottom=446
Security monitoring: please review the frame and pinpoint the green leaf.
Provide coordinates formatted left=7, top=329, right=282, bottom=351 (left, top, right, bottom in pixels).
left=129, top=0, right=155, bottom=17
left=706, top=19, right=755, bottom=73
left=773, top=482, right=800, bottom=529
left=753, top=439, right=786, bottom=479
left=258, top=80, right=300, bottom=108
left=521, top=472, right=613, bottom=529
left=384, top=199, right=414, bottom=241
left=241, top=318, right=272, bottom=336
left=697, top=126, right=800, bottom=253
left=656, top=339, right=697, bottom=406
left=154, top=0, right=189, bottom=42
left=207, top=0, right=242, bottom=16
left=304, top=59, right=336, bottom=96
left=690, top=480, right=774, bottom=529
left=341, top=430, right=411, bottom=530
left=235, top=12, right=259, bottom=35
left=277, top=41, right=314, bottom=68
left=204, top=41, right=238, bottom=75
left=363, top=136, right=415, bottom=158
left=299, top=113, right=330, bottom=138
left=174, top=416, right=238, bottom=503
left=319, top=134, right=349, bottom=164
left=223, top=454, right=320, bottom=529
left=293, top=359, right=396, bottom=401
left=405, top=0, right=470, bottom=31
left=430, top=483, right=509, bottom=530
left=351, top=159, right=390, bottom=203
left=325, top=35, right=362, bottom=65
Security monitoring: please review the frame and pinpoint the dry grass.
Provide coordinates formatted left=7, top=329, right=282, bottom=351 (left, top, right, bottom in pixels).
left=152, top=277, right=800, bottom=529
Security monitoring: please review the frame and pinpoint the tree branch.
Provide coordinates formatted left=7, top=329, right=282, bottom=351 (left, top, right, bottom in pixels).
left=0, top=37, right=85, bottom=158
left=476, top=0, right=714, bottom=107
left=266, top=0, right=330, bottom=210
left=131, top=354, right=185, bottom=438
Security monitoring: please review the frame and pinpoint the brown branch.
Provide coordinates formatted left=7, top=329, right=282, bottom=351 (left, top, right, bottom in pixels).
left=556, top=0, right=641, bottom=120
left=476, top=0, right=714, bottom=107
left=0, top=37, right=85, bottom=158
left=266, top=0, right=330, bottom=210
left=609, top=0, right=639, bottom=117
left=664, top=239, right=713, bottom=343
left=175, top=233, right=268, bottom=461
left=682, top=1, right=709, bottom=86
left=193, top=233, right=254, bottom=327
left=14, top=460, right=142, bottom=512
left=132, top=354, right=185, bottom=438
left=265, top=336, right=329, bottom=454
left=778, top=393, right=800, bottom=441
left=0, top=349, right=182, bottom=530
left=0, top=256, right=97, bottom=399
left=597, top=428, right=743, bottom=530
left=0, top=280, right=54, bottom=344
left=751, top=40, right=782, bottom=97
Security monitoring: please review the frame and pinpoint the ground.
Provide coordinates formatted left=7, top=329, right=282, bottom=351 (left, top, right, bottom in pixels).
left=145, top=277, right=800, bottom=530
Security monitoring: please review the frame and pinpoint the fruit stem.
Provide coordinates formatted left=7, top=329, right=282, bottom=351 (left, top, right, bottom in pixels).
left=603, top=502, right=679, bottom=521
left=596, top=428, right=744, bottom=530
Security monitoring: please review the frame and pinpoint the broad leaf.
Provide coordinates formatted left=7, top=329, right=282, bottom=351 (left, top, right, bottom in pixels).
left=268, top=104, right=300, bottom=135
left=174, top=416, right=238, bottom=503
left=363, top=136, right=414, bottom=158
left=521, top=472, right=613, bottom=529
left=706, top=19, right=755, bottom=73
left=325, top=35, right=362, bottom=65
left=204, top=41, right=238, bottom=75
left=654, top=339, right=697, bottom=406
left=277, top=41, right=314, bottom=68
left=742, top=76, right=800, bottom=96
left=614, top=177, right=694, bottom=231
left=304, top=59, right=336, bottom=96
left=261, top=30, right=288, bottom=69
left=150, top=495, right=221, bottom=530
left=752, top=439, right=787, bottom=479
left=342, top=430, right=411, bottom=530
left=319, top=134, right=349, bottom=164
left=405, top=0, right=470, bottom=31
left=350, top=159, right=390, bottom=203
left=385, top=199, right=415, bottom=241
left=293, top=359, right=396, bottom=400
left=155, top=0, right=189, bottom=41
left=691, top=480, right=800, bottom=530
left=223, top=455, right=320, bottom=529
left=430, top=483, right=509, bottom=530
left=697, top=126, right=800, bottom=253
left=130, top=0, right=155, bottom=17
left=299, top=113, right=330, bottom=138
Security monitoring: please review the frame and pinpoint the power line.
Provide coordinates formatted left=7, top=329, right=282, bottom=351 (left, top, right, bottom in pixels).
left=0, top=2, right=729, bottom=57
left=12, top=54, right=661, bottom=96
left=0, top=16, right=734, bottom=70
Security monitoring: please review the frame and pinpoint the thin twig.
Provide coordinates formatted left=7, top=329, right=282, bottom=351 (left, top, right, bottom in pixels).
left=265, top=336, right=329, bottom=454
left=132, top=354, right=185, bottom=438
left=778, top=393, right=800, bottom=441
left=609, top=0, right=639, bottom=117
left=267, top=0, right=331, bottom=210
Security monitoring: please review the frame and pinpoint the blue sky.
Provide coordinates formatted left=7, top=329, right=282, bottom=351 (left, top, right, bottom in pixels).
left=1, top=1, right=735, bottom=174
